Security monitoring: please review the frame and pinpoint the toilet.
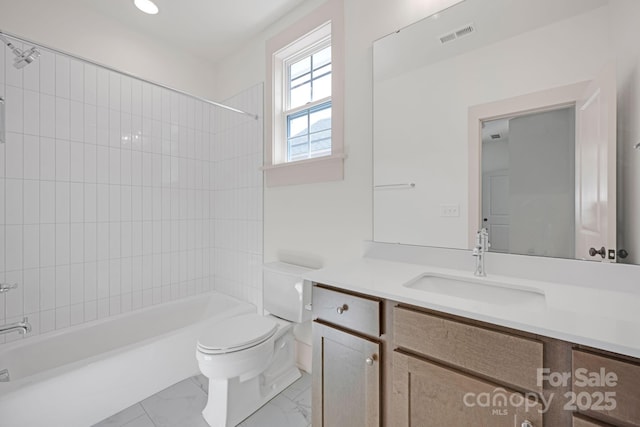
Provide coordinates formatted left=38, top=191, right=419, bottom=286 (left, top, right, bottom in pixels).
left=196, top=261, right=313, bottom=427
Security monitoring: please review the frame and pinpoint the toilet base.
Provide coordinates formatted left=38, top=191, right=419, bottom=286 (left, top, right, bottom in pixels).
left=201, top=329, right=301, bottom=427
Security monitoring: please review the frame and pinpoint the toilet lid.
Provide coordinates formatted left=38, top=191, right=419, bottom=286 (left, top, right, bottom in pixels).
left=197, top=314, right=278, bottom=354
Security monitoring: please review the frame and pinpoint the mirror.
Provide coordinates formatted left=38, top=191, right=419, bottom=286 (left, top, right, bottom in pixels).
left=373, top=0, right=640, bottom=264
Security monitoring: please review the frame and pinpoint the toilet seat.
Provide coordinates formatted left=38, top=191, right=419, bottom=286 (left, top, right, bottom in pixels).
left=197, top=314, right=278, bottom=355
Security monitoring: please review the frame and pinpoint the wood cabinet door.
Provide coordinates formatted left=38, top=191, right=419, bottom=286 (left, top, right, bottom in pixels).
left=312, top=321, right=381, bottom=427
left=392, top=351, right=544, bottom=427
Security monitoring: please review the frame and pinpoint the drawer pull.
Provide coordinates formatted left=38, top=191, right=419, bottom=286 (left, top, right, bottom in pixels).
left=336, top=304, right=349, bottom=314
left=521, top=421, right=533, bottom=427
left=365, top=355, right=376, bottom=366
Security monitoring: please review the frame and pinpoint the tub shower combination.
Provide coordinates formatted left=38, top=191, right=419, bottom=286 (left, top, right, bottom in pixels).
left=0, top=293, right=255, bottom=427
left=0, top=30, right=264, bottom=427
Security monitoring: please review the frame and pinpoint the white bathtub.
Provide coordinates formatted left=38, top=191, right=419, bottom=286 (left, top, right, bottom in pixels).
left=0, top=292, right=255, bottom=427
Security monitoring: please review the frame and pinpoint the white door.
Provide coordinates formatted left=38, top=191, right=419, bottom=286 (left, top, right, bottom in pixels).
left=575, top=65, right=617, bottom=261
left=482, top=170, right=510, bottom=252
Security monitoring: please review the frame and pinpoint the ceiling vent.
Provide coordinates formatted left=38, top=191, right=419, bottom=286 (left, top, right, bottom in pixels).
left=439, top=23, right=476, bottom=45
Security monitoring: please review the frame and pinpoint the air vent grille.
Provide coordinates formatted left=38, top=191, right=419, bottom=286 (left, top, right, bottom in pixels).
left=439, top=23, right=476, bottom=45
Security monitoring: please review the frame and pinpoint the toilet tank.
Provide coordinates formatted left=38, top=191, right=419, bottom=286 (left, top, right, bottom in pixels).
left=263, top=262, right=315, bottom=323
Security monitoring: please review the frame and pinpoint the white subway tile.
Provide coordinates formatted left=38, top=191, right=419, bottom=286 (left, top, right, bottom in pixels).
left=40, top=137, right=56, bottom=180
left=40, top=267, right=56, bottom=311
left=131, top=150, right=142, bottom=186
left=6, top=85, right=24, bottom=134
left=84, top=262, right=97, bottom=302
left=40, top=95, right=56, bottom=138
left=109, top=185, right=121, bottom=222
left=55, top=139, right=70, bottom=181
left=70, top=303, right=84, bottom=326
left=84, top=104, right=97, bottom=144
left=69, top=59, right=84, bottom=102
left=109, top=147, right=121, bottom=184
left=121, top=76, right=131, bottom=114
left=24, top=134, right=40, bottom=180
left=131, top=186, right=142, bottom=221
left=69, top=141, right=84, bottom=182
left=24, top=224, right=40, bottom=270
left=109, top=258, right=121, bottom=297
left=70, top=100, right=84, bottom=142
left=84, top=300, right=97, bottom=322
left=39, top=50, right=55, bottom=96
left=82, top=223, right=96, bottom=263
left=23, top=268, right=40, bottom=314
left=84, top=143, right=97, bottom=183
left=55, top=182, right=70, bottom=223
left=96, top=260, right=109, bottom=299
left=70, top=182, right=84, bottom=223
left=109, top=72, right=121, bottom=111
left=121, top=257, right=132, bottom=295
left=97, top=68, right=109, bottom=108
left=96, top=145, right=109, bottom=184
left=84, top=64, right=97, bottom=105
left=24, top=89, right=40, bottom=136
left=70, top=263, right=84, bottom=305
left=5, top=270, right=23, bottom=318
left=40, top=224, right=55, bottom=267
left=55, top=264, right=70, bottom=308
left=121, top=186, right=132, bottom=221
left=121, top=222, right=132, bottom=258
left=109, top=222, right=121, bottom=259
left=84, top=183, right=97, bottom=223
left=40, top=309, right=55, bottom=334
left=5, top=179, right=23, bottom=225
left=55, top=97, right=70, bottom=139
left=55, top=306, right=70, bottom=330
left=55, top=223, right=70, bottom=265
left=70, top=223, right=84, bottom=264
left=121, top=149, right=131, bottom=185
left=55, top=55, right=70, bottom=99
left=96, top=184, right=109, bottom=223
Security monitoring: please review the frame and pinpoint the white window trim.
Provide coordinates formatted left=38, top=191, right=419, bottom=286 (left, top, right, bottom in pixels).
left=265, top=0, right=344, bottom=187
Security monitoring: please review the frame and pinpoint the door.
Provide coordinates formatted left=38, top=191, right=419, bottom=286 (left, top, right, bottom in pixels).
left=575, top=65, right=617, bottom=261
left=482, top=170, right=510, bottom=252
left=312, top=321, right=380, bottom=427
left=392, top=351, right=543, bottom=427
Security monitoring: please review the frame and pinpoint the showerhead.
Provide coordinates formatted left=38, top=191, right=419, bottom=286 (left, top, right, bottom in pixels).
left=0, top=33, right=40, bottom=69
left=13, top=46, right=40, bottom=69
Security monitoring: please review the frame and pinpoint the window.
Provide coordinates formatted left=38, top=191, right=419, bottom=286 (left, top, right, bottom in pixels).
left=285, top=43, right=332, bottom=161
left=265, top=0, right=344, bottom=187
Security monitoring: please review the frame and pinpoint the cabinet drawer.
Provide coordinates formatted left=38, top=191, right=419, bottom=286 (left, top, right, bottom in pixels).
left=572, top=414, right=613, bottom=427
left=394, top=306, right=543, bottom=392
left=312, top=285, right=381, bottom=337
left=572, top=350, right=640, bottom=426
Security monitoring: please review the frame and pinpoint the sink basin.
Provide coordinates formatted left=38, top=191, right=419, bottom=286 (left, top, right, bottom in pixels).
left=403, top=274, right=546, bottom=308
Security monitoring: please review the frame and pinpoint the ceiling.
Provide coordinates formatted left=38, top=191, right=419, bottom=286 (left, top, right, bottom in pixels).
left=86, top=0, right=308, bottom=64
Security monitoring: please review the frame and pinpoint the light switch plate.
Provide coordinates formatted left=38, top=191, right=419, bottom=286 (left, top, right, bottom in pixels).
left=440, top=204, right=460, bottom=217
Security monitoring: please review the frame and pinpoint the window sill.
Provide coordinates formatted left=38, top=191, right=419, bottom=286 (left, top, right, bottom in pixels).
left=262, top=153, right=345, bottom=187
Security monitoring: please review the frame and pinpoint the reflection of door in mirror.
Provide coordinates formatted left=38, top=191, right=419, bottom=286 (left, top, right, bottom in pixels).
left=481, top=108, right=576, bottom=258
left=575, top=65, right=617, bottom=261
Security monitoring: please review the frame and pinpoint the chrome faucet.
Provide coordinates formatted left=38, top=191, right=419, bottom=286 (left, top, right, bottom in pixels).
left=0, top=317, right=31, bottom=336
left=472, top=228, right=490, bottom=277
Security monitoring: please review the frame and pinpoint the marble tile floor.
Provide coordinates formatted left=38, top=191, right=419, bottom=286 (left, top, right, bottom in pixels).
left=93, top=372, right=311, bottom=427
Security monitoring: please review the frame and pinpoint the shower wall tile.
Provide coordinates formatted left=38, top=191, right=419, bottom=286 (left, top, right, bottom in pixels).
left=1, top=35, right=263, bottom=344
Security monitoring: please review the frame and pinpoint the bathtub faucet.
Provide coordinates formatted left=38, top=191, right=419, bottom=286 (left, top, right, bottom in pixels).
left=0, top=317, right=31, bottom=336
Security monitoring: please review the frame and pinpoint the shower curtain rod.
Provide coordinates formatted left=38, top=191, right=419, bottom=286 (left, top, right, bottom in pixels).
left=0, top=30, right=259, bottom=120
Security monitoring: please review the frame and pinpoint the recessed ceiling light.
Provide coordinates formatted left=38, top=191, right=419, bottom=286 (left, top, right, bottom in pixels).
left=134, top=0, right=159, bottom=15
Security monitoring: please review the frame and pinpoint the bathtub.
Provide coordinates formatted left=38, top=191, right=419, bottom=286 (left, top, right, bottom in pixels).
left=0, top=292, right=255, bottom=427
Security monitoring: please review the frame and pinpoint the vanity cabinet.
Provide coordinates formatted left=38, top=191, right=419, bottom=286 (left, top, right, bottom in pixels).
left=312, top=285, right=383, bottom=427
left=571, top=350, right=640, bottom=426
left=392, top=306, right=544, bottom=426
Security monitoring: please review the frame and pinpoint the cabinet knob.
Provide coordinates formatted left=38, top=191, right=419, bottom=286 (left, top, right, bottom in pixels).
left=336, top=304, right=349, bottom=314
left=521, top=421, right=533, bottom=427
left=365, top=355, right=376, bottom=366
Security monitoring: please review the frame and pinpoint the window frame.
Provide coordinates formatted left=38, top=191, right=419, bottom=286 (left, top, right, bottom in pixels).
left=265, top=0, right=344, bottom=187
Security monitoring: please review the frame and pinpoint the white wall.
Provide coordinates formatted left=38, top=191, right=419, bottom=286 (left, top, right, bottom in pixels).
left=0, top=0, right=219, bottom=100
left=214, top=0, right=464, bottom=267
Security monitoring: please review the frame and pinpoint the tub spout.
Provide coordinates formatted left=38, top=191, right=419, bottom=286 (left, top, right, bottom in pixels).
left=0, top=317, right=31, bottom=336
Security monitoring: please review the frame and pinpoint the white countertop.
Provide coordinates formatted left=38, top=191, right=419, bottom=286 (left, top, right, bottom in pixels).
left=304, top=257, right=640, bottom=359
